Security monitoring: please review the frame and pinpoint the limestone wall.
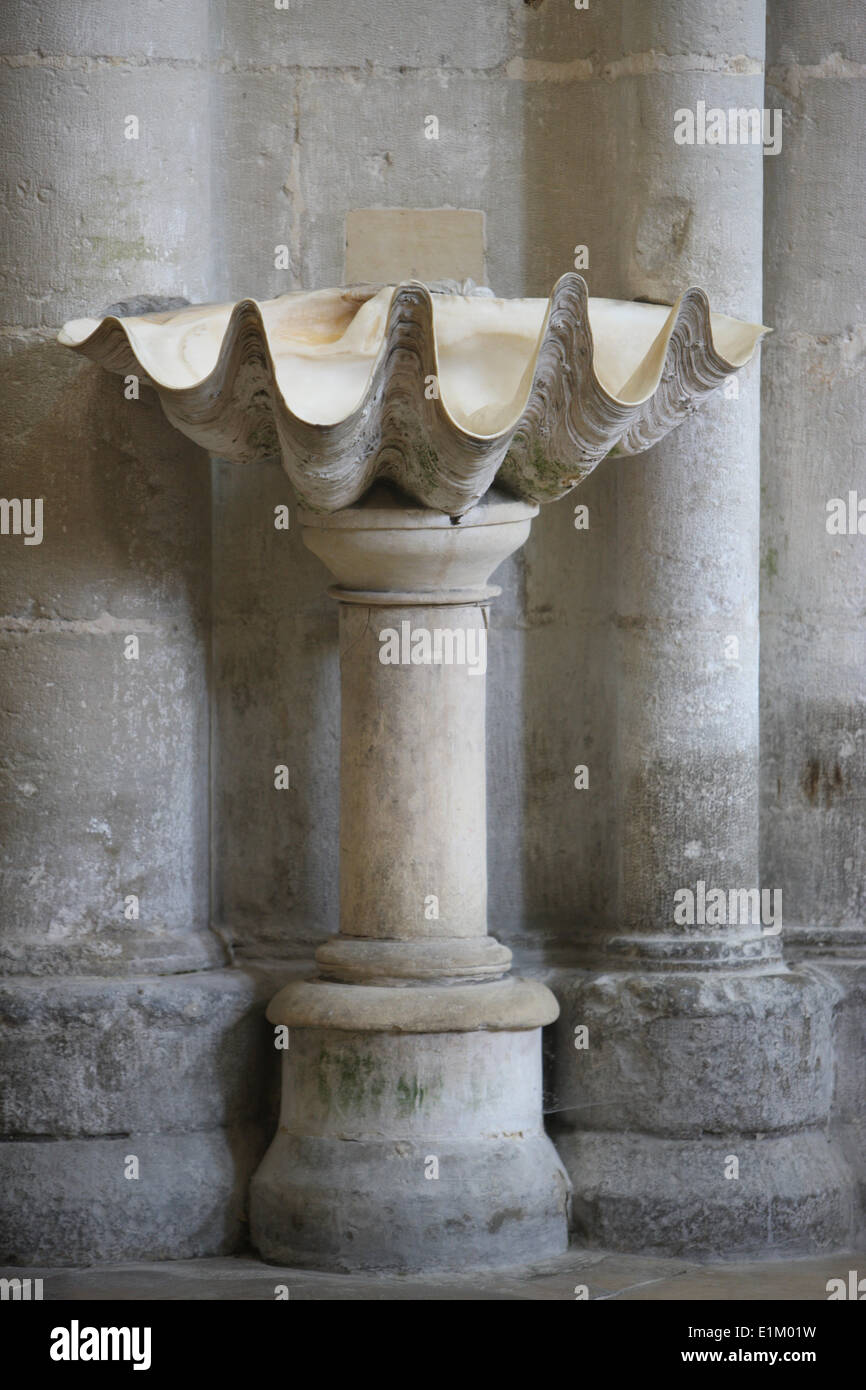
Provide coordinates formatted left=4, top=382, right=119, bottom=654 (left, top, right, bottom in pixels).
left=0, top=0, right=862, bottom=1261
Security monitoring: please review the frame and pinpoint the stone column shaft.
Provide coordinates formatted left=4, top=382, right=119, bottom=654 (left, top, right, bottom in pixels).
left=338, top=602, right=488, bottom=943
left=762, top=0, right=866, bottom=1232
left=0, top=0, right=269, bottom=1267
left=549, top=0, right=858, bottom=1256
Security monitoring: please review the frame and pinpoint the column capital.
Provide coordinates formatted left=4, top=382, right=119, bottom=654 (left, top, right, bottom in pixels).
left=299, top=484, right=538, bottom=605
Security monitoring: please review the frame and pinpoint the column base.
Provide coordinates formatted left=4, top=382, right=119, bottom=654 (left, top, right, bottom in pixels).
left=0, top=967, right=277, bottom=1263
left=547, top=960, right=860, bottom=1255
left=252, top=1127, right=569, bottom=1273
left=249, top=985, right=571, bottom=1272
left=560, top=1130, right=854, bottom=1257
left=0, top=1127, right=267, bottom=1266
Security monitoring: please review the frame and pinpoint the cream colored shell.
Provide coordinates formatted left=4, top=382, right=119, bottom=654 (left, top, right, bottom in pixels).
left=59, top=275, right=767, bottom=515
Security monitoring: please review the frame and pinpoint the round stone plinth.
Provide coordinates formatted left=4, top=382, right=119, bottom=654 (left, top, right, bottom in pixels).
left=267, top=974, right=559, bottom=1032
left=560, top=1130, right=854, bottom=1257
left=249, top=1025, right=571, bottom=1272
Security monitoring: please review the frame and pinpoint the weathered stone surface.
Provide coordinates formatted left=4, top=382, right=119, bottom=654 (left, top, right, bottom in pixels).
left=0, top=342, right=211, bottom=621
left=0, top=338, right=215, bottom=976
left=252, top=1028, right=570, bottom=1272
left=548, top=966, right=839, bottom=1138
left=511, top=1, right=766, bottom=67
left=253, top=1132, right=570, bottom=1273
left=0, top=629, right=219, bottom=975
left=561, top=1130, right=855, bottom=1257
left=0, top=1128, right=268, bottom=1267
left=768, top=0, right=866, bottom=77
left=296, top=74, right=525, bottom=295
left=0, top=969, right=279, bottom=1137
left=0, top=0, right=209, bottom=61
left=0, top=66, right=213, bottom=328
left=798, top=959, right=866, bottom=1243
left=210, top=0, right=511, bottom=73
left=761, top=0, right=866, bottom=1243
left=209, top=71, right=301, bottom=299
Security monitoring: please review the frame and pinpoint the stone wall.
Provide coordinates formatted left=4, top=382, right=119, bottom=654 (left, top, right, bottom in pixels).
left=0, top=0, right=862, bottom=1262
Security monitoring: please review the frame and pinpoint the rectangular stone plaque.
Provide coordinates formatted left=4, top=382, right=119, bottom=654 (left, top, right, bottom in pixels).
left=344, top=208, right=486, bottom=284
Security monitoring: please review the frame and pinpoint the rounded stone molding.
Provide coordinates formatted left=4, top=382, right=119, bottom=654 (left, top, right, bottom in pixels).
left=315, top=934, right=512, bottom=985
left=267, top=975, right=559, bottom=1033
left=0, top=969, right=276, bottom=1138
left=0, top=967, right=279, bottom=1265
left=549, top=965, right=841, bottom=1139
left=546, top=959, right=860, bottom=1253
left=582, top=928, right=784, bottom=971
left=299, top=485, right=537, bottom=601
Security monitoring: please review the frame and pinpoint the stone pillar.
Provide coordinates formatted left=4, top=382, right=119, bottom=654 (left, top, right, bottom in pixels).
left=762, top=0, right=866, bottom=1232
left=250, top=488, right=571, bottom=1271
left=0, top=0, right=269, bottom=1264
left=549, top=0, right=857, bottom=1253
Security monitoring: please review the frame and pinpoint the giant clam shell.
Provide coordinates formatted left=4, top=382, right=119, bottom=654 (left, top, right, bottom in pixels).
left=59, top=275, right=766, bottom=516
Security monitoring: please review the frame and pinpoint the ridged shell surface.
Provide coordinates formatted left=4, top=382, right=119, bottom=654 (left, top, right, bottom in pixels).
left=59, top=275, right=767, bottom=516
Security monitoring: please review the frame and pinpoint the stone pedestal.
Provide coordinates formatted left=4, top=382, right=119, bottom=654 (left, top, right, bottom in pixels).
left=250, top=487, right=571, bottom=1271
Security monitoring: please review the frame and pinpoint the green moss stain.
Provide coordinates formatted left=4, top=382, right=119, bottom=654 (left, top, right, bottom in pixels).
left=395, top=1071, right=443, bottom=1116
left=316, top=1048, right=385, bottom=1111
left=315, top=1049, right=444, bottom=1119
left=396, top=1074, right=425, bottom=1115
left=412, top=441, right=440, bottom=483
left=527, top=437, right=562, bottom=483
left=761, top=545, right=779, bottom=582
left=504, top=435, right=575, bottom=497
left=87, top=235, right=160, bottom=269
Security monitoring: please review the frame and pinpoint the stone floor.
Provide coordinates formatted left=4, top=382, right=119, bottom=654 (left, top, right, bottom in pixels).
left=7, top=1247, right=864, bottom=1300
